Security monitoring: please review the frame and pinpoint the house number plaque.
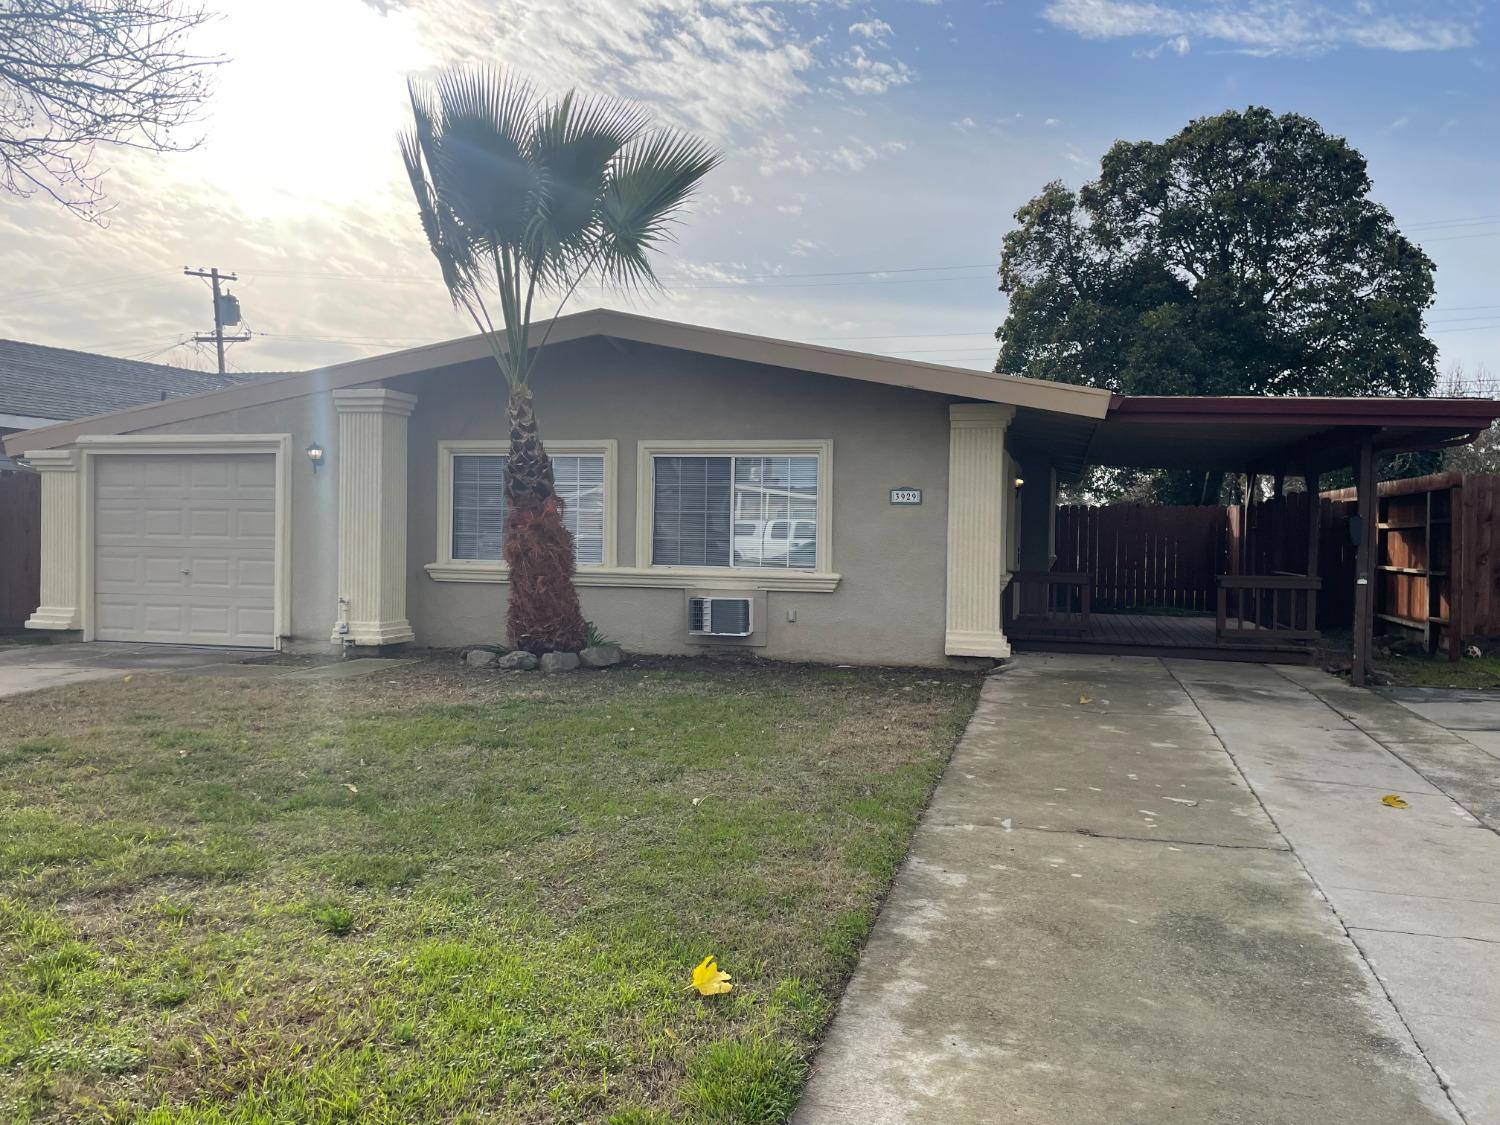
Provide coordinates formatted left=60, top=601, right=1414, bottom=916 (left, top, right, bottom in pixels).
left=889, top=488, right=922, bottom=505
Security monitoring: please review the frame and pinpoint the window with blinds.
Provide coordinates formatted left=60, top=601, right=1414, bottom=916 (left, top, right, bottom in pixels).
left=451, top=453, right=606, bottom=565
left=652, top=454, right=819, bottom=569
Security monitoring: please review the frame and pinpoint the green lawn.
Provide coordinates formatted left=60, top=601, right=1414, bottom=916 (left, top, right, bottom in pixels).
left=0, top=657, right=978, bottom=1124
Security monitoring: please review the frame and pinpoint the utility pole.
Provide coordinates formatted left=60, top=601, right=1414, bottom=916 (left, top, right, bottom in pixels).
left=184, top=266, right=250, bottom=375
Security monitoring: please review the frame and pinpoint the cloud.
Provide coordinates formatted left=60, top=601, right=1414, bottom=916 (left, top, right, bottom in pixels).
left=849, top=18, right=893, bottom=40
left=952, top=116, right=978, bottom=131
left=1135, top=32, right=1191, bottom=56
left=753, top=134, right=907, bottom=176
left=835, top=45, right=915, bottom=94
left=1041, top=0, right=1478, bottom=55
left=0, top=0, right=927, bottom=373
left=411, top=0, right=843, bottom=140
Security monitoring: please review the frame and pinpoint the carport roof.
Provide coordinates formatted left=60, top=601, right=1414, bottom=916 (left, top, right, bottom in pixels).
left=1093, top=395, right=1500, bottom=473
left=1010, top=393, right=1500, bottom=478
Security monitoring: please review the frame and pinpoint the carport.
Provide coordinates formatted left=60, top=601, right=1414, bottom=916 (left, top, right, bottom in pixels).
left=1006, top=395, right=1500, bottom=684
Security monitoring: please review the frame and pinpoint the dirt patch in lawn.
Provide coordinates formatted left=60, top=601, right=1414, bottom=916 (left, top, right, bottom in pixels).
left=0, top=656, right=978, bottom=1124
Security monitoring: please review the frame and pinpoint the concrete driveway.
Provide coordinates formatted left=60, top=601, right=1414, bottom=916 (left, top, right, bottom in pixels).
left=797, top=655, right=1500, bottom=1125
left=0, top=641, right=254, bottom=697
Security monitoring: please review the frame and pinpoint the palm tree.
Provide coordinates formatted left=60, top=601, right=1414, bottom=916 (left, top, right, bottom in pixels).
left=401, top=69, right=719, bottom=654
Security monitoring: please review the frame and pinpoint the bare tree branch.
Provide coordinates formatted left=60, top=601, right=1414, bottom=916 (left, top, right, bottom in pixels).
left=0, top=0, right=222, bottom=223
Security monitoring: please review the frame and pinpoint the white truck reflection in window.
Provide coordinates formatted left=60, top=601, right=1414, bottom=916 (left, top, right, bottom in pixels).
left=733, top=519, right=817, bottom=568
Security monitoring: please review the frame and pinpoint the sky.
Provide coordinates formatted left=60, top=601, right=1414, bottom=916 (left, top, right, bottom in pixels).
left=0, top=0, right=1497, bottom=382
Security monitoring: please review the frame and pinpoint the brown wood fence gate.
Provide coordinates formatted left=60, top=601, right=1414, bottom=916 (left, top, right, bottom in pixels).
left=0, top=468, right=41, bottom=630
left=1054, top=503, right=1230, bottom=612
left=1062, top=475, right=1500, bottom=645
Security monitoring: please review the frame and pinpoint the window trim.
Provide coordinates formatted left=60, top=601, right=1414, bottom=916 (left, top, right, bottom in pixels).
left=635, top=438, right=835, bottom=581
left=429, top=439, right=618, bottom=578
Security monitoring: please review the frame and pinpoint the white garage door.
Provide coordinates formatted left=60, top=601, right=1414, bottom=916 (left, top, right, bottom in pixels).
left=93, top=454, right=277, bottom=647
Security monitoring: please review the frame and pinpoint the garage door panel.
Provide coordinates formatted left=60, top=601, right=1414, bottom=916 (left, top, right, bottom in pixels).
left=236, top=509, right=277, bottom=540
left=143, top=507, right=187, bottom=537
left=94, top=454, right=276, bottom=648
left=143, top=460, right=187, bottom=487
left=232, top=458, right=275, bottom=489
left=190, top=508, right=231, bottom=538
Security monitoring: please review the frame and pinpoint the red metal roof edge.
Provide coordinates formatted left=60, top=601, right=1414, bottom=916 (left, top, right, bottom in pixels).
left=1108, top=395, right=1500, bottom=426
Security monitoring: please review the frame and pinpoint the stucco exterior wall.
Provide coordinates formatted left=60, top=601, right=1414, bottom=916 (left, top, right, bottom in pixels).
left=393, top=338, right=958, bottom=666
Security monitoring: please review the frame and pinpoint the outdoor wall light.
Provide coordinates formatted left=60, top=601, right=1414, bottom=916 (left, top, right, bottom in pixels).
left=306, top=443, right=325, bottom=473
left=1014, top=476, right=1025, bottom=489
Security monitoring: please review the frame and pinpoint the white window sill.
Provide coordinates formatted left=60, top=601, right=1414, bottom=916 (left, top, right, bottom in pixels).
left=424, top=562, right=841, bottom=593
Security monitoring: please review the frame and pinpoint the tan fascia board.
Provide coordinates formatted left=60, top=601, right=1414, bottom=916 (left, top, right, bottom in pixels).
left=4, top=308, right=1110, bottom=455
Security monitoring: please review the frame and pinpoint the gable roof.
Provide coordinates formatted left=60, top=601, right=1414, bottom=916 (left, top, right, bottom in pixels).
left=0, top=338, right=285, bottom=428
left=2, top=309, right=1114, bottom=455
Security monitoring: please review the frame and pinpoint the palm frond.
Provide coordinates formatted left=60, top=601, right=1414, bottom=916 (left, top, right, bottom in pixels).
left=399, top=91, right=480, bottom=307
left=526, top=90, right=650, bottom=288
left=597, top=128, right=722, bottom=290
left=427, top=68, right=544, bottom=253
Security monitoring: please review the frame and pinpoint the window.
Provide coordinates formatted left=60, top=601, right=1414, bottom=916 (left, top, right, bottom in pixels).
left=449, top=451, right=607, bottom=566
left=652, top=453, right=821, bottom=570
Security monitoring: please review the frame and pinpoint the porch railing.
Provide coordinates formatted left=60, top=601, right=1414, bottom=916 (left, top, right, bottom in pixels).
left=1216, top=574, right=1321, bottom=644
left=1007, top=571, right=1092, bottom=635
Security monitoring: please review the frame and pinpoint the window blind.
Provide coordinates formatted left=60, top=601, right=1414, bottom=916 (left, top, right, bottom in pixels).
left=451, top=453, right=605, bottom=565
left=652, top=453, right=819, bottom=569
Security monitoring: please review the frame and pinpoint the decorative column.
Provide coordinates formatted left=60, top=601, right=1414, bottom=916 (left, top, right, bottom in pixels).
left=945, top=404, right=1016, bottom=658
left=25, top=448, right=82, bottom=631
left=332, top=388, right=416, bottom=646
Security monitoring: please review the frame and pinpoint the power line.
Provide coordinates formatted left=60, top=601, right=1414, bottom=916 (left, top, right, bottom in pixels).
left=0, top=268, right=178, bottom=305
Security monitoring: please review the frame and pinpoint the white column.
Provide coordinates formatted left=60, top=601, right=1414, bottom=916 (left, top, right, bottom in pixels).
left=25, top=448, right=82, bottom=631
left=332, top=388, right=416, bottom=646
left=945, top=404, right=1015, bottom=658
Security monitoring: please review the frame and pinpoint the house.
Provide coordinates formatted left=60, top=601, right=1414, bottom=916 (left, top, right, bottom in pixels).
left=5, top=309, right=1498, bottom=668
left=0, top=339, right=280, bottom=467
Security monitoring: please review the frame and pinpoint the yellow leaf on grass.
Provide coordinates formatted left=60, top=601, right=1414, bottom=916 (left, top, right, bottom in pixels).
left=691, top=955, right=733, bottom=996
left=1381, top=794, right=1409, bottom=809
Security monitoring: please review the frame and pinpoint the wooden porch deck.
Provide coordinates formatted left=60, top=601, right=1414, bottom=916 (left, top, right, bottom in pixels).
left=1007, top=611, right=1318, bottom=664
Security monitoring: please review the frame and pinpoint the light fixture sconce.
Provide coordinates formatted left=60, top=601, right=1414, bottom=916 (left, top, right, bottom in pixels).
left=1014, top=476, right=1025, bottom=489
left=306, top=442, right=325, bottom=473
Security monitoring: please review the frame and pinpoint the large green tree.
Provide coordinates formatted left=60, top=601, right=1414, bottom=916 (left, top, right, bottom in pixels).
left=403, top=69, right=718, bottom=652
left=996, top=107, right=1438, bottom=501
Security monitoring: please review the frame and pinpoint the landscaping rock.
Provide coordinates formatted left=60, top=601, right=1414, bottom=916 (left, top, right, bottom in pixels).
left=540, top=651, right=581, bottom=673
left=579, top=645, right=623, bottom=669
left=497, top=651, right=539, bottom=671
left=465, top=648, right=500, bottom=668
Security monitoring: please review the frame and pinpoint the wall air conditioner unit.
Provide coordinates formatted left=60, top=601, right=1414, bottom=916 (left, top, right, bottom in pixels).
left=688, top=596, right=753, bottom=637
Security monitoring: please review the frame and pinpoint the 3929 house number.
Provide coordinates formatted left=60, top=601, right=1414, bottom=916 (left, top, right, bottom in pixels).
left=889, top=488, right=922, bottom=505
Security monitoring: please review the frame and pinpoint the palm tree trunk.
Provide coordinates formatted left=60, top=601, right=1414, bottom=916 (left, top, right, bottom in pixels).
left=503, top=385, right=587, bottom=654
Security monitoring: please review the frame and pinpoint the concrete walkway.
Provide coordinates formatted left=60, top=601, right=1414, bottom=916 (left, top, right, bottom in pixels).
left=796, top=654, right=1500, bottom=1125
left=0, top=641, right=241, bottom=697
left=0, top=642, right=414, bottom=698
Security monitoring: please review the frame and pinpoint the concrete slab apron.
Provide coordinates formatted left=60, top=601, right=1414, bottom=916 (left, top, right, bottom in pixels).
left=1170, top=660, right=1500, bottom=1125
left=0, top=642, right=249, bottom=698
left=795, top=655, right=1458, bottom=1125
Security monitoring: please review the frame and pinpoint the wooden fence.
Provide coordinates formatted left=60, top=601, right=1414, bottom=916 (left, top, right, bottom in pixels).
left=1060, top=475, right=1500, bottom=645
left=0, top=468, right=41, bottom=630
left=1054, top=503, right=1230, bottom=612
left=1320, top=472, right=1500, bottom=648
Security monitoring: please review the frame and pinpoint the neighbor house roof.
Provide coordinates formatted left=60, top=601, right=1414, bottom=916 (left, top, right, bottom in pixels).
left=3, top=308, right=1115, bottom=454
left=0, top=338, right=285, bottom=431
